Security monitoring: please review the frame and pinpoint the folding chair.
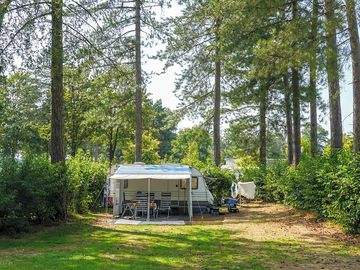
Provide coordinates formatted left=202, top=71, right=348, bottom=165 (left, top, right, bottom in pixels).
left=159, top=192, right=172, bottom=219
left=136, top=192, right=148, bottom=217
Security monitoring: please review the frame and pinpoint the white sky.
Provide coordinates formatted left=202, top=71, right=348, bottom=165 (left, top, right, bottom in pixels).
left=143, top=3, right=198, bottom=130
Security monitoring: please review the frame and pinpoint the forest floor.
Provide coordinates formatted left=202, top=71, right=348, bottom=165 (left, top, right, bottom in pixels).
left=0, top=201, right=359, bottom=270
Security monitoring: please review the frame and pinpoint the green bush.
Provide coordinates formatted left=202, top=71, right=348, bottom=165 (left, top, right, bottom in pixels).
left=0, top=156, right=65, bottom=234
left=202, top=165, right=234, bottom=204
left=67, top=152, right=108, bottom=213
left=0, top=154, right=108, bottom=234
left=321, top=152, right=360, bottom=233
left=240, top=148, right=360, bottom=233
left=262, top=160, right=287, bottom=202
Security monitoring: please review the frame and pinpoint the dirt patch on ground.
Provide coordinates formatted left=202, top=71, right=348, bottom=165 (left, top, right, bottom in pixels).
left=199, top=202, right=360, bottom=245
left=96, top=201, right=360, bottom=245
left=95, top=201, right=360, bottom=270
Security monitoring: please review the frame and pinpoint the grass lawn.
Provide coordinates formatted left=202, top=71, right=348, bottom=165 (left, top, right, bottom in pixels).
left=0, top=202, right=359, bottom=270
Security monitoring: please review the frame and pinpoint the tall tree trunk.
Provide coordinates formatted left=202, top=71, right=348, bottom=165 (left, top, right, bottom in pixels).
left=292, top=0, right=301, bottom=167
left=50, top=0, right=65, bottom=164
left=292, top=68, right=301, bottom=166
left=309, top=0, right=319, bottom=157
left=345, top=0, right=360, bottom=152
left=259, top=84, right=267, bottom=167
left=94, top=142, right=99, bottom=162
left=108, top=127, right=119, bottom=167
left=325, top=0, right=343, bottom=149
left=135, top=0, right=142, bottom=162
left=283, top=74, right=293, bottom=165
left=214, top=59, right=221, bottom=166
left=213, top=17, right=222, bottom=166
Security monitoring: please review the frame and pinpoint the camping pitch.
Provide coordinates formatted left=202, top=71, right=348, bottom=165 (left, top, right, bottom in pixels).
left=109, top=164, right=214, bottom=223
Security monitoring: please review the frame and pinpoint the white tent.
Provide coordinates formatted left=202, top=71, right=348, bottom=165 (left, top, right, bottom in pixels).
left=110, top=164, right=195, bottom=222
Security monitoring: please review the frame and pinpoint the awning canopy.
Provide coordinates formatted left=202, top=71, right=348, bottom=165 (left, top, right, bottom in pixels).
left=110, top=164, right=192, bottom=180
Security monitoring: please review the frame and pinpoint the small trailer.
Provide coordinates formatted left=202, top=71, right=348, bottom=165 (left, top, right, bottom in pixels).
left=109, top=164, right=214, bottom=223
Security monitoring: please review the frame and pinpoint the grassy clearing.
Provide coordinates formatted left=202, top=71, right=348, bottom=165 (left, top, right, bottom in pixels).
left=0, top=203, right=359, bottom=270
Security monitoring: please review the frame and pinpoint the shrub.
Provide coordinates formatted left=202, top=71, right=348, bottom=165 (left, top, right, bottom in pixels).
left=321, top=152, right=360, bottom=233
left=66, top=152, right=108, bottom=213
left=262, top=160, right=287, bottom=202
left=0, top=154, right=108, bottom=234
left=0, top=156, right=65, bottom=234
left=240, top=148, right=360, bottom=233
left=202, top=165, right=234, bottom=204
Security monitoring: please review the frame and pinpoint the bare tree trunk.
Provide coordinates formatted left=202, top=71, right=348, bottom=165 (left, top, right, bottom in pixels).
left=292, top=68, right=301, bottom=166
left=108, top=127, right=119, bottom=167
left=345, top=0, right=360, bottom=152
left=283, top=74, right=293, bottom=165
left=213, top=17, right=222, bottom=166
left=135, top=0, right=142, bottom=162
left=109, top=128, right=113, bottom=165
left=259, top=84, right=267, bottom=167
left=325, top=0, right=343, bottom=149
left=292, top=0, right=301, bottom=167
left=50, top=0, right=65, bottom=164
left=94, top=142, right=99, bottom=162
left=310, top=0, right=319, bottom=157
left=214, top=59, right=221, bottom=166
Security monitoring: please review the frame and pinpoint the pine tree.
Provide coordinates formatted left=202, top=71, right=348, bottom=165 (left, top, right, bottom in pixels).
left=283, top=74, right=293, bottom=165
left=50, top=0, right=65, bottom=163
left=259, top=84, right=267, bottom=166
left=309, top=0, right=319, bottom=157
left=292, top=0, right=301, bottom=166
left=161, top=0, right=224, bottom=166
left=325, top=0, right=343, bottom=149
left=345, top=0, right=360, bottom=152
left=135, top=0, right=143, bottom=162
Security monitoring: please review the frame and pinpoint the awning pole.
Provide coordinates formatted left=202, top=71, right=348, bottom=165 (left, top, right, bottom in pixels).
left=147, top=178, right=150, bottom=222
left=188, top=177, right=193, bottom=224
left=119, top=180, right=123, bottom=215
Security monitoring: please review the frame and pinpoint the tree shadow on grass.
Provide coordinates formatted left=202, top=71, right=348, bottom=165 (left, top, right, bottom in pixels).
left=0, top=221, right=359, bottom=270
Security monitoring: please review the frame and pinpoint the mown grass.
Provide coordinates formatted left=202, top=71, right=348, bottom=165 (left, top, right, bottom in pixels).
left=0, top=213, right=359, bottom=270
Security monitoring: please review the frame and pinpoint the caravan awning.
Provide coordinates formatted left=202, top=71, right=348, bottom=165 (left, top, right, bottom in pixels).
left=110, top=164, right=191, bottom=180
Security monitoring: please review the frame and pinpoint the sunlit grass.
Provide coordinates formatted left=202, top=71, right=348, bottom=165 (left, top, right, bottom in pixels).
left=0, top=214, right=359, bottom=270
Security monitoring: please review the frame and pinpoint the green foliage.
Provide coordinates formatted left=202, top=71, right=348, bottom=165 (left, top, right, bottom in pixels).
left=171, top=127, right=212, bottom=162
left=66, top=152, right=108, bottom=213
left=241, top=148, right=360, bottom=233
left=0, top=72, right=48, bottom=158
left=123, top=132, right=161, bottom=164
left=202, top=165, right=234, bottom=204
left=0, top=155, right=108, bottom=234
left=181, top=141, right=206, bottom=169
left=151, top=100, right=178, bottom=159
left=224, top=118, right=287, bottom=160
left=278, top=157, right=326, bottom=211
left=0, top=156, right=65, bottom=234
left=302, top=123, right=329, bottom=155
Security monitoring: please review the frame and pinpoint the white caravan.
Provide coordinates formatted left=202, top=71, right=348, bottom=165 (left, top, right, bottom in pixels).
left=109, top=164, right=214, bottom=221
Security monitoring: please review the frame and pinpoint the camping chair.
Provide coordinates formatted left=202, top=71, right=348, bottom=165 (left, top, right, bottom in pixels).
left=145, top=192, right=158, bottom=218
left=136, top=192, right=148, bottom=217
left=159, top=192, right=172, bottom=219
left=145, top=192, right=155, bottom=202
left=121, top=192, right=137, bottom=219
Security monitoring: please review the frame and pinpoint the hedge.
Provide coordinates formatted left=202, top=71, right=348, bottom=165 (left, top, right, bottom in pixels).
left=0, top=153, right=108, bottom=235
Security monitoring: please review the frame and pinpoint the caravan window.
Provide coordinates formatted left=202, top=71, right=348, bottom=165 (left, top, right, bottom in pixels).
left=123, top=179, right=128, bottom=189
left=180, top=177, right=198, bottom=190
